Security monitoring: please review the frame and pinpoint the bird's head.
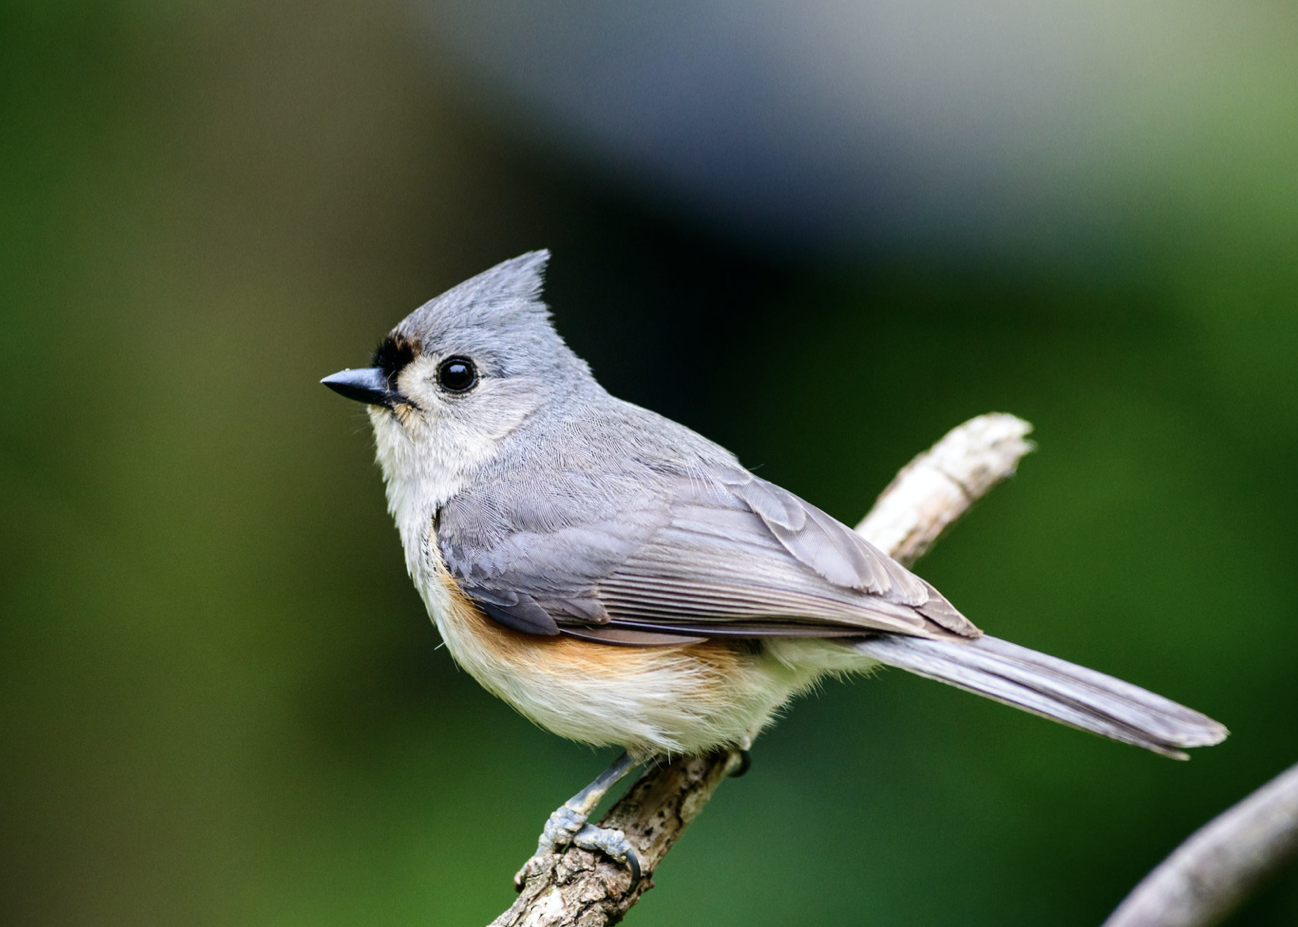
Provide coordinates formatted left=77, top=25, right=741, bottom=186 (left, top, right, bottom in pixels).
left=322, top=250, right=589, bottom=512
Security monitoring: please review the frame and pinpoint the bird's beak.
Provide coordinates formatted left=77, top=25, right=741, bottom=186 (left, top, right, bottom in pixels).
left=320, top=367, right=401, bottom=409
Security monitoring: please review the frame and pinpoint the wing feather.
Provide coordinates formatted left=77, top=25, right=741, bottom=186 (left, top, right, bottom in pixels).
left=442, top=455, right=978, bottom=642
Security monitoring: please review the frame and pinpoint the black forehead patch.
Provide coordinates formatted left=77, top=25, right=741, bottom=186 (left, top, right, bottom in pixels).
left=372, top=334, right=419, bottom=385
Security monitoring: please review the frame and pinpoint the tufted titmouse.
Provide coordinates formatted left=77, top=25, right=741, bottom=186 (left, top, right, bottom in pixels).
left=323, top=251, right=1226, bottom=879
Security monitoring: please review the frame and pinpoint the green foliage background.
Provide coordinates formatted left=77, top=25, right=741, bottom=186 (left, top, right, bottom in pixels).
left=2, top=3, right=1295, bottom=925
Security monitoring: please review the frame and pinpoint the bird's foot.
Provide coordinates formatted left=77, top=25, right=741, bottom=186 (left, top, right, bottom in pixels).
left=569, top=822, right=640, bottom=886
left=513, top=752, right=643, bottom=891
left=536, top=803, right=589, bottom=852
left=514, top=807, right=641, bottom=891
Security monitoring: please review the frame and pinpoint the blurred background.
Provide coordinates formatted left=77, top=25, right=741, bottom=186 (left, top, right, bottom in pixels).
left=3, top=1, right=1296, bottom=924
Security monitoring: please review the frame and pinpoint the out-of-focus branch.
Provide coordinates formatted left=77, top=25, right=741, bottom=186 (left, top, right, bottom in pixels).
left=492, top=413, right=1035, bottom=927
left=1103, top=761, right=1298, bottom=927
left=855, top=412, right=1034, bottom=567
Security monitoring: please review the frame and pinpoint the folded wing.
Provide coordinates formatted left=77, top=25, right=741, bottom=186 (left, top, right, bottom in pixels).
left=443, top=466, right=978, bottom=643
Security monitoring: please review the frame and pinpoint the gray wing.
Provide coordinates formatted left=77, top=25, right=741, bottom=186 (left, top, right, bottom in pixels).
left=439, top=461, right=978, bottom=645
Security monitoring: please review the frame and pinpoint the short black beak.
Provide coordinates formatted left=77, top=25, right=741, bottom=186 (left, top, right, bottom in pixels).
left=321, top=367, right=399, bottom=408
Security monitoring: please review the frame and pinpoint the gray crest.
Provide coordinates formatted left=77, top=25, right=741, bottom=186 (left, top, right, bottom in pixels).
left=393, top=250, right=585, bottom=379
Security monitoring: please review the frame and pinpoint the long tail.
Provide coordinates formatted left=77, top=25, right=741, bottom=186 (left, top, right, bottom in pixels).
left=853, top=634, right=1227, bottom=759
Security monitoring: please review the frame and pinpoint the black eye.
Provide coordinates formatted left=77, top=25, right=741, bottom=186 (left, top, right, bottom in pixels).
left=436, top=356, right=478, bottom=392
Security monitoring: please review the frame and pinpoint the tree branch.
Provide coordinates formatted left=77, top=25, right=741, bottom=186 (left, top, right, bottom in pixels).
left=493, top=413, right=1036, bottom=927
left=1102, top=760, right=1298, bottom=927
left=855, top=412, right=1034, bottom=568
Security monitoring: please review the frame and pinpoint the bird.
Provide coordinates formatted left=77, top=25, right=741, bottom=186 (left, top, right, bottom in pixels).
left=322, top=250, right=1227, bottom=882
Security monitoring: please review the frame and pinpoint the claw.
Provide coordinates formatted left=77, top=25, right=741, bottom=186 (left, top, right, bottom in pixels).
left=728, top=748, right=752, bottom=778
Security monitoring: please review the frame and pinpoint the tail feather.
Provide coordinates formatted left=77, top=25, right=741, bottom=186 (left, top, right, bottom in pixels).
left=853, top=634, right=1228, bottom=759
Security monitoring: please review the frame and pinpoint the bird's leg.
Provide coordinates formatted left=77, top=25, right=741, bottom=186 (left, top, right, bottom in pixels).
left=536, top=751, right=640, bottom=855
left=516, top=752, right=643, bottom=889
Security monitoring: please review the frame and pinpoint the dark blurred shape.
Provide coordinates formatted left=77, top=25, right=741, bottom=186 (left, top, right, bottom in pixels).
left=416, top=0, right=1298, bottom=257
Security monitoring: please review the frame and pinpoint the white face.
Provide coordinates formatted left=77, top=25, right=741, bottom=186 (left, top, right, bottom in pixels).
left=368, top=349, right=543, bottom=528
